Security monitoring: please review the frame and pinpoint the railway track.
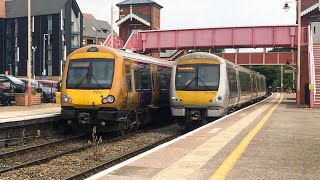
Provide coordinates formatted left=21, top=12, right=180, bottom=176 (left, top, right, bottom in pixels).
left=64, top=135, right=178, bottom=180
left=0, top=127, right=159, bottom=175
left=0, top=135, right=87, bottom=174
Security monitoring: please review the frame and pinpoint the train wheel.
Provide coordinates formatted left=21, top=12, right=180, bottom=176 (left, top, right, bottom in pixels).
left=118, top=122, right=127, bottom=136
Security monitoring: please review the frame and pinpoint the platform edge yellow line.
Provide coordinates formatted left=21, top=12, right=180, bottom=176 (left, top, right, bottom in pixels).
left=210, top=94, right=283, bottom=180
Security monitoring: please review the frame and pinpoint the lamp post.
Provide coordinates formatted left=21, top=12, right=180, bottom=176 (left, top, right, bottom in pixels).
left=27, top=0, right=32, bottom=106
left=92, top=27, right=98, bottom=45
left=283, top=0, right=301, bottom=106
left=43, top=34, right=50, bottom=79
left=110, top=5, right=123, bottom=48
left=32, top=46, right=37, bottom=79
left=111, top=5, right=114, bottom=48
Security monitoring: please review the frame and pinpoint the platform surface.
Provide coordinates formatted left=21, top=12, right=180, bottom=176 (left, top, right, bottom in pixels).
left=0, top=104, right=60, bottom=124
left=89, top=93, right=320, bottom=180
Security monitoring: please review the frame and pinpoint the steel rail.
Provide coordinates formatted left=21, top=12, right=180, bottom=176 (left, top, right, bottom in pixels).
left=64, top=136, right=177, bottom=180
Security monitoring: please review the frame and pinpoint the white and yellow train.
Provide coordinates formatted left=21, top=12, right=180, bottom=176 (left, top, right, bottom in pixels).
left=170, top=52, right=266, bottom=129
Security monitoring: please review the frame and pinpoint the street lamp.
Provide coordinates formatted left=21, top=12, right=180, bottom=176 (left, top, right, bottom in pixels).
left=27, top=0, right=32, bottom=106
left=32, top=46, right=37, bottom=79
left=92, top=27, right=98, bottom=45
left=283, top=0, right=301, bottom=106
left=43, top=34, right=50, bottom=78
left=110, top=5, right=123, bottom=48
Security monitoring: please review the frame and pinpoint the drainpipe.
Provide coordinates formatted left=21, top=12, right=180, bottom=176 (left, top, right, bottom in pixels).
left=150, top=3, right=152, bottom=30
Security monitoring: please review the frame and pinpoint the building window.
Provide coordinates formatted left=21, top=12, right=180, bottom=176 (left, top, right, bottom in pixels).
left=86, top=39, right=94, bottom=45
left=15, top=37, right=18, bottom=47
left=15, top=47, right=19, bottom=62
left=48, top=16, right=52, bottom=31
left=14, top=19, right=18, bottom=34
left=71, top=22, right=74, bottom=32
left=48, top=49, right=52, bottom=61
left=48, top=65, right=52, bottom=76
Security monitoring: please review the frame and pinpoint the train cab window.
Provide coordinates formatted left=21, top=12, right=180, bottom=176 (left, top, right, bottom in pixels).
left=176, top=64, right=219, bottom=91
left=66, top=59, right=114, bottom=89
left=125, top=64, right=132, bottom=92
left=140, top=70, right=151, bottom=90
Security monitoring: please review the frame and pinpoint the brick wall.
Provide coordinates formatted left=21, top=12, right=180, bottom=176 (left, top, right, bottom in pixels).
left=121, top=5, right=151, bottom=19
left=299, top=45, right=309, bottom=105
left=152, top=6, right=160, bottom=29
left=0, top=0, right=5, bottom=18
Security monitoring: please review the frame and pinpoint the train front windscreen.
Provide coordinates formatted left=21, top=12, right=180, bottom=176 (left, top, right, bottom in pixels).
left=66, top=58, right=115, bottom=89
left=175, top=64, right=220, bottom=91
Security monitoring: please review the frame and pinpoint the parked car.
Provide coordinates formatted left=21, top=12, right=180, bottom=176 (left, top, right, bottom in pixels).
left=37, top=80, right=59, bottom=102
left=0, top=75, right=25, bottom=102
left=19, top=78, right=56, bottom=102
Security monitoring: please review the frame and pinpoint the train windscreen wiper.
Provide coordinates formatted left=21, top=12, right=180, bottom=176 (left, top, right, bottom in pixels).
left=182, top=76, right=197, bottom=90
left=90, top=73, right=102, bottom=89
left=74, top=72, right=90, bottom=88
left=197, top=77, right=210, bottom=90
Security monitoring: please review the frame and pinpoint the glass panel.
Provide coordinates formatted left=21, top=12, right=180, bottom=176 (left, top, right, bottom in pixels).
left=48, top=49, right=52, bottom=61
left=66, top=59, right=114, bottom=89
left=48, top=64, right=52, bottom=76
left=176, top=64, right=219, bottom=91
left=140, top=70, right=150, bottom=90
left=48, top=16, right=52, bottom=31
left=175, top=65, right=196, bottom=90
left=198, top=65, right=219, bottom=88
left=126, top=64, right=132, bottom=92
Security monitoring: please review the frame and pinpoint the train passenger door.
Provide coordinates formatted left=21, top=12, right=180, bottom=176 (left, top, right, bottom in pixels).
left=151, top=64, right=159, bottom=107
left=134, top=64, right=152, bottom=108
left=227, top=67, right=239, bottom=106
left=124, top=62, right=137, bottom=110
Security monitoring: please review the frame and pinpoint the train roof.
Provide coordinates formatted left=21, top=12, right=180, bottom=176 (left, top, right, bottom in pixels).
left=175, top=52, right=265, bottom=78
left=174, top=52, right=225, bottom=64
left=116, top=49, right=173, bottom=67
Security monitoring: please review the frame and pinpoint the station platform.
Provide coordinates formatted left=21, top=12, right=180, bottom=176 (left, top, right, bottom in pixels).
left=0, top=104, right=60, bottom=128
left=89, top=93, right=320, bottom=180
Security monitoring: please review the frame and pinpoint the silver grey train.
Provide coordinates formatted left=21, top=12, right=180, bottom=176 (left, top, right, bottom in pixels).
left=170, top=52, right=266, bottom=128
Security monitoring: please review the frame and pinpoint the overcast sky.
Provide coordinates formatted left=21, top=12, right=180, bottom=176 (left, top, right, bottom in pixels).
left=76, top=0, right=297, bottom=31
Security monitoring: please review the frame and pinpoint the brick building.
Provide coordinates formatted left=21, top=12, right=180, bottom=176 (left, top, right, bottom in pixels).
left=299, top=0, right=320, bottom=106
left=116, top=0, right=163, bottom=43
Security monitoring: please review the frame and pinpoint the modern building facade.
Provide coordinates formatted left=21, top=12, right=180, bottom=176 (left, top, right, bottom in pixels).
left=0, top=0, right=83, bottom=77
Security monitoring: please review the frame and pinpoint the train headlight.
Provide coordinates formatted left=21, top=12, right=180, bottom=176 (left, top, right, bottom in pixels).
left=106, top=95, right=115, bottom=103
left=62, top=94, right=69, bottom=102
left=218, top=96, right=222, bottom=101
left=62, top=94, right=72, bottom=103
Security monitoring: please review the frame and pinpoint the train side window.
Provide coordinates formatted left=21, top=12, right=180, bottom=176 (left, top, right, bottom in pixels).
left=140, top=70, right=151, bottom=90
left=134, top=70, right=141, bottom=91
left=227, top=67, right=238, bottom=97
left=126, top=64, right=132, bottom=92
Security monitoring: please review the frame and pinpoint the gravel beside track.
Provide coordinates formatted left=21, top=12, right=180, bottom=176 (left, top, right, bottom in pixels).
left=0, top=135, right=70, bottom=154
left=0, top=124, right=180, bottom=179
